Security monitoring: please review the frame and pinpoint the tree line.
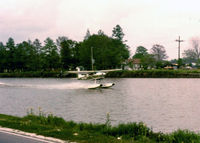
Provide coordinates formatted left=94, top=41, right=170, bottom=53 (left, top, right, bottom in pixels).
left=2, top=23, right=198, bottom=72
left=0, top=25, right=130, bottom=72
left=182, top=37, right=200, bottom=66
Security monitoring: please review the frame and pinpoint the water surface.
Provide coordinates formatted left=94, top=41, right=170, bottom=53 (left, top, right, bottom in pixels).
left=0, top=78, right=199, bottom=132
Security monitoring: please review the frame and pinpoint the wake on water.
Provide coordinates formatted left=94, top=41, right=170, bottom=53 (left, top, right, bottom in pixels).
left=0, top=82, right=13, bottom=87
left=0, top=82, right=92, bottom=90
left=34, top=82, right=90, bottom=90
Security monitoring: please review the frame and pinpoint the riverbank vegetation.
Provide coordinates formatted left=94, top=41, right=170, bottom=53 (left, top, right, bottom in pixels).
left=1, top=69, right=200, bottom=78
left=0, top=71, right=76, bottom=78
left=0, top=112, right=200, bottom=143
left=106, top=69, right=200, bottom=78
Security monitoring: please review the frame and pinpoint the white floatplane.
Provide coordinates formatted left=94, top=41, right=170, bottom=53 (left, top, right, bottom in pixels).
left=66, top=47, right=118, bottom=89
left=66, top=68, right=116, bottom=89
left=66, top=67, right=119, bottom=89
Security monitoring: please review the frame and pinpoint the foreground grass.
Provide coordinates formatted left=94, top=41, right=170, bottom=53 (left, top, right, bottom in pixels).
left=0, top=113, right=200, bottom=143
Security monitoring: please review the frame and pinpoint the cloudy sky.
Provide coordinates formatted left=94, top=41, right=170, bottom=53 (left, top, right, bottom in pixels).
left=1, top=0, right=200, bottom=59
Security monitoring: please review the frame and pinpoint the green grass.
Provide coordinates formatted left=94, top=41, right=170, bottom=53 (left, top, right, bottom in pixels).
left=0, top=111, right=200, bottom=143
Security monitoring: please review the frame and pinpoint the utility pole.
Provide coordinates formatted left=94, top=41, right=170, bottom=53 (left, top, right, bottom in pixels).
left=175, top=36, right=184, bottom=60
left=91, top=47, right=94, bottom=71
left=175, top=36, right=184, bottom=68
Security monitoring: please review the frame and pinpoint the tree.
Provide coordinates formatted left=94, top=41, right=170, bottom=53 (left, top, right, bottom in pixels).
left=151, top=44, right=168, bottom=61
left=183, top=49, right=196, bottom=59
left=140, top=54, right=155, bottom=70
left=183, top=37, right=200, bottom=63
left=41, top=37, right=60, bottom=70
left=133, top=46, right=148, bottom=59
left=132, top=46, right=155, bottom=70
left=56, top=36, right=68, bottom=51
left=80, top=34, right=129, bottom=70
left=191, top=38, right=200, bottom=60
left=84, top=29, right=91, bottom=40
left=177, top=58, right=184, bottom=68
left=26, top=40, right=41, bottom=71
left=33, top=39, right=42, bottom=54
left=71, top=42, right=80, bottom=68
left=6, top=37, right=16, bottom=71
left=60, top=39, right=77, bottom=69
left=14, top=41, right=38, bottom=71
left=32, top=39, right=43, bottom=70
left=15, top=41, right=28, bottom=71
left=0, top=42, right=6, bottom=72
left=112, top=39, right=130, bottom=68
left=97, top=29, right=105, bottom=35
left=112, top=25, right=125, bottom=41
left=60, top=40, right=71, bottom=69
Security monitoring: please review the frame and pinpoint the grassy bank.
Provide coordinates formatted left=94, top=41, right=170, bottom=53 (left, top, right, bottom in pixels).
left=106, top=69, right=200, bottom=78
left=2, top=69, right=200, bottom=78
left=0, top=112, right=200, bottom=143
left=0, top=71, right=76, bottom=78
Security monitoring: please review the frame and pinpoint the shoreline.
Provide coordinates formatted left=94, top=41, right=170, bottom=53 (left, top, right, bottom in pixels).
left=106, top=69, right=200, bottom=78
left=0, top=71, right=76, bottom=78
left=1, top=69, right=200, bottom=78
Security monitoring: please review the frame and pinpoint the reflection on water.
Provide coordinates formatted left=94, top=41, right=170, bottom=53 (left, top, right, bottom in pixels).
left=0, top=78, right=200, bottom=132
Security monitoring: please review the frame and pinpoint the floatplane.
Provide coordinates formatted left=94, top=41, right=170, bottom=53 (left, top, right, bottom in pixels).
left=65, top=47, right=121, bottom=89
left=66, top=68, right=120, bottom=89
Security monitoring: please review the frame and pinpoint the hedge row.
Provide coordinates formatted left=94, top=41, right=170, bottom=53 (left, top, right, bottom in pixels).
left=0, top=71, right=76, bottom=78
left=106, top=70, right=200, bottom=78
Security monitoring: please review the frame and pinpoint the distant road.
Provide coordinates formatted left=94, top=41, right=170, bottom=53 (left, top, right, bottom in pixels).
left=0, top=128, right=65, bottom=143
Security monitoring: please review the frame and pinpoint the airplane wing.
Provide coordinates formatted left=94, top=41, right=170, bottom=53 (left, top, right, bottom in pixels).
left=67, top=70, right=96, bottom=74
left=99, top=69, right=122, bottom=73
left=66, top=69, right=122, bottom=74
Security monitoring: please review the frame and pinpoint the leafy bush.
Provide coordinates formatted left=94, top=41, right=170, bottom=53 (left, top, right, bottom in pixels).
left=171, top=130, right=200, bottom=143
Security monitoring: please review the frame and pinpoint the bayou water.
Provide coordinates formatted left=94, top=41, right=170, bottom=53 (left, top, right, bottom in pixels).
left=0, top=78, right=199, bottom=132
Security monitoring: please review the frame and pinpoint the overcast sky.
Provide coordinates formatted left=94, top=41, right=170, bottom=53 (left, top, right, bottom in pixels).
left=1, top=0, right=200, bottom=59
